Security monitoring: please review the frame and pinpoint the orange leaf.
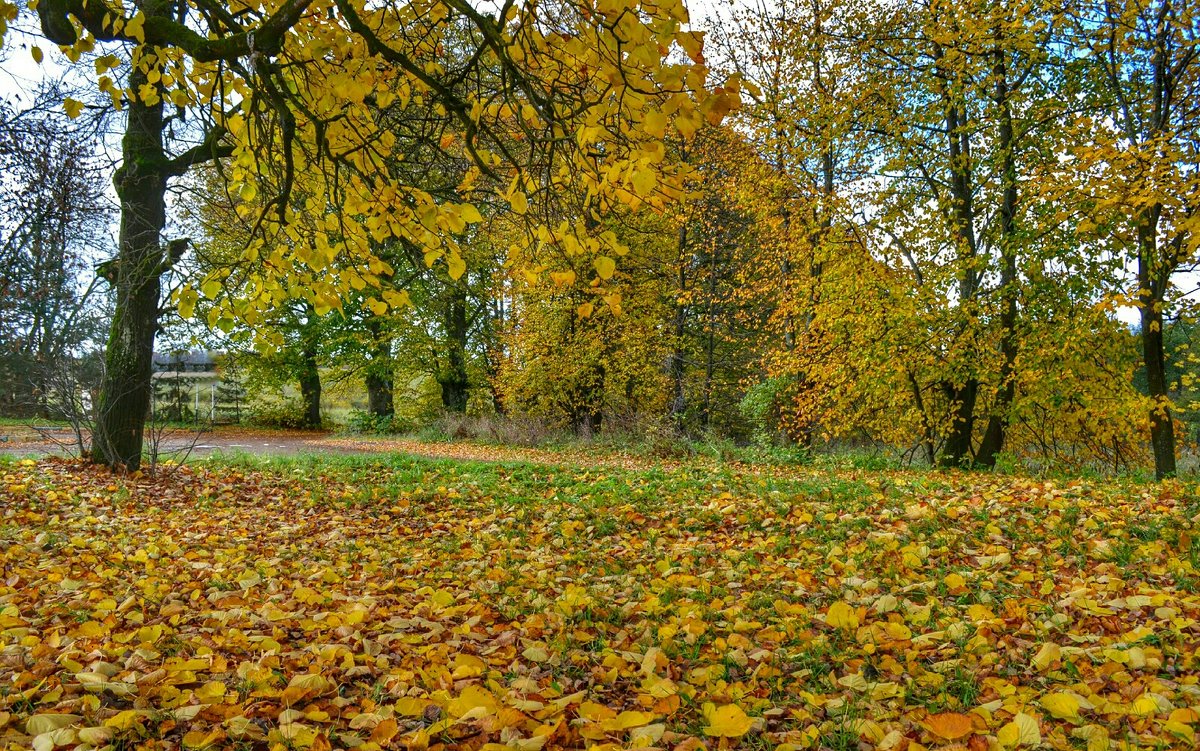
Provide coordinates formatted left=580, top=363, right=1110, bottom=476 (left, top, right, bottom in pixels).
left=926, top=712, right=975, bottom=740
left=371, top=718, right=399, bottom=744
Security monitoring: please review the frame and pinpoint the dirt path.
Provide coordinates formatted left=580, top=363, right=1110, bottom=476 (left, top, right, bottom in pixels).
left=0, top=425, right=346, bottom=459
left=1, top=425, right=729, bottom=474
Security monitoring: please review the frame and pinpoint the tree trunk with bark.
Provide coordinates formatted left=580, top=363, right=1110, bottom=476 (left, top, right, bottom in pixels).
left=364, top=317, right=394, bottom=418
left=936, top=56, right=982, bottom=469
left=438, top=284, right=470, bottom=412
left=976, top=39, right=1020, bottom=469
left=1139, top=215, right=1176, bottom=479
left=668, top=225, right=689, bottom=428
left=90, top=67, right=168, bottom=469
left=298, top=327, right=322, bottom=429
left=570, top=362, right=605, bottom=436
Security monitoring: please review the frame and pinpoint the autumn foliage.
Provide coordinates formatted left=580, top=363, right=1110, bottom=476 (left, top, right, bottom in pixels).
left=3, top=454, right=1200, bottom=750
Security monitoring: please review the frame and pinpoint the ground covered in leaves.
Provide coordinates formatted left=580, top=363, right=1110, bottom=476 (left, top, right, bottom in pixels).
left=1, top=454, right=1199, bottom=751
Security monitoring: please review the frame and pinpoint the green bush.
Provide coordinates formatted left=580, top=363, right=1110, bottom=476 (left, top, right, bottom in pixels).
left=345, top=410, right=416, bottom=435
left=247, top=400, right=312, bottom=430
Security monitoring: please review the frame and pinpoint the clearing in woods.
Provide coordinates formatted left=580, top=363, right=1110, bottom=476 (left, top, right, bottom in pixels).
left=1, top=452, right=1198, bottom=750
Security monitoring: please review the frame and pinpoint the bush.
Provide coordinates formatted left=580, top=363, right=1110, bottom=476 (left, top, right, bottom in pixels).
left=247, top=400, right=312, bottom=430
left=738, top=377, right=794, bottom=445
left=345, top=410, right=416, bottom=435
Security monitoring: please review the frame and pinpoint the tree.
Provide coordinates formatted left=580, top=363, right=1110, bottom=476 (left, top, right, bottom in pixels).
left=1070, top=0, right=1200, bottom=479
left=0, top=92, right=111, bottom=417
left=17, top=0, right=730, bottom=469
left=151, top=353, right=196, bottom=423
left=214, top=358, right=248, bottom=423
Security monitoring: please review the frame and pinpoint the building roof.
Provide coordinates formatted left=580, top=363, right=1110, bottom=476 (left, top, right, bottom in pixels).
left=152, top=349, right=217, bottom=372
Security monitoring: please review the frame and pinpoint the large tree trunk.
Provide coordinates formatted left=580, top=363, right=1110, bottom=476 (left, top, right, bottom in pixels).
left=976, top=40, right=1020, bottom=469
left=570, top=362, right=605, bottom=436
left=364, top=317, right=394, bottom=418
left=936, top=54, right=981, bottom=470
left=298, top=330, right=322, bottom=429
left=940, top=380, right=979, bottom=468
left=1139, top=215, right=1176, bottom=479
left=365, top=373, right=393, bottom=418
left=438, top=285, right=470, bottom=412
left=90, top=70, right=167, bottom=470
left=668, top=225, right=688, bottom=428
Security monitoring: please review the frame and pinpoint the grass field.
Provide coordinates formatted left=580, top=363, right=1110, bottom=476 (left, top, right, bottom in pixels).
left=1, top=452, right=1198, bottom=750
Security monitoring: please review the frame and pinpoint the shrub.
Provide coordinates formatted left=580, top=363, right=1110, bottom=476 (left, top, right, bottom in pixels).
left=247, top=399, right=312, bottom=430
left=345, top=410, right=416, bottom=435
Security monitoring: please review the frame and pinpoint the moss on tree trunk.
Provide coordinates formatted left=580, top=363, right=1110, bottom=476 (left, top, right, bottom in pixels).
left=91, top=70, right=167, bottom=470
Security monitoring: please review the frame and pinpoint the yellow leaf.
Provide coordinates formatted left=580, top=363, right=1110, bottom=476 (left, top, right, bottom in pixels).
left=601, top=711, right=658, bottom=732
left=1032, top=643, right=1061, bottom=672
left=630, top=168, right=657, bottom=198
left=276, top=722, right=319, bottom=748
left=578, top=702, right=616, bottom=721
left=33, top=728, right=74, bottom=751
left=196, top=681, right=226, bottom=702
left=998, top=713, right=1040, bottom=748
left=827, top=601, right=858, bottom=630
left=1041, top=692, right=1080, bottom=720
left=510, top=191, right=528, bottom=215
left=183, top=729, right=223, bottom=748
left=31, top=46, right=43, bottom=64
left=395, top=698, right=429, bottom=716
left=25, top=715, right=81, bottom=735
left=406, top=728, right=430, bottom=750
left=702, top=703, right=754, bottom=738
left=1071, top=725, right=1110, bottom=751
left=447, top=253, right=467, bottom=280
left=1128, top=694, right=1158, bottom=718
left=1169, top=708, right=1200, bottom=724
left=282, top=674, right=330, bottom=705
left=451, top=654, right=486, bottom=678
left=125, top=13, right=146, bottom=42
left=178, top=286, right=199, bottom=319
left=701, top=92, right=735, bottom=125
left=77, top=727, right=114, bottom=745
left=643, top=110, right=667, bottom=138
left=630, top=724, right=666, bottom=747
left=105, top=710, right=146, bottom=730
left=966, top=603, right=994, bottom=621
left=594, top=256, right=616, bottom=280
left=461, top=203, right=483, bottom=223
left=448, top=685, right=498, bottom=718
left=63, top=98, right=84, bottom=119
left=1165, top=720, right=1195, bottom=742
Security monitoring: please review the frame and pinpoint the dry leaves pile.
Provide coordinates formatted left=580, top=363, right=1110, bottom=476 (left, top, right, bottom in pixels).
left=1, top=455, right=1198, bottom=751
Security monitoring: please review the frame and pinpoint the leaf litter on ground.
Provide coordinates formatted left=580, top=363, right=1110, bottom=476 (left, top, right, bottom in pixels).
left=1, top=453, right=1198, bottom=750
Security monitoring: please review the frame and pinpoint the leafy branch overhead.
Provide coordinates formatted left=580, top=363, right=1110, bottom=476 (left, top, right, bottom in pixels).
left=30, top=0, right=735, bottom=319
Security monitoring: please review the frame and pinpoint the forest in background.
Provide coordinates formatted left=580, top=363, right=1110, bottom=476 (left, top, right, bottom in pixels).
left=1, top=0, right=1199, bottom=478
